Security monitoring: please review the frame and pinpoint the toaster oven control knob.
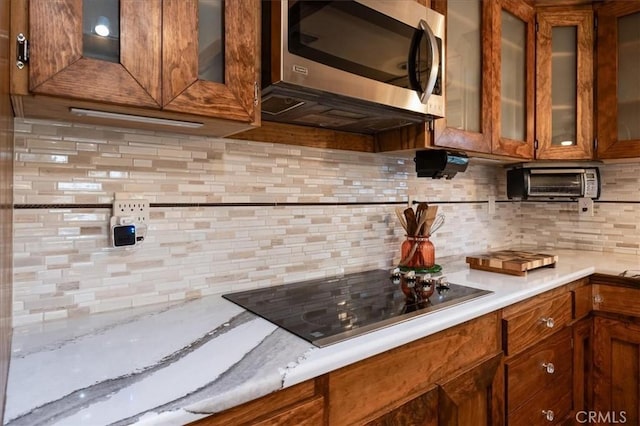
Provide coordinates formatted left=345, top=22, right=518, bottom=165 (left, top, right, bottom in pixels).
left=542, top=362, right=555, bottom=374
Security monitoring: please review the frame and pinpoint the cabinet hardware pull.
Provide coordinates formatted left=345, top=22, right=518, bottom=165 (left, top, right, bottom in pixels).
left=540, top=317, right=555, bottom=328
left=16, top=33, right=29, bottom=69
left=542, top=410, right=555, bottom=421
left=542, top=362, right=555, bottom=374
left=593, top=294, right=603, bottom=304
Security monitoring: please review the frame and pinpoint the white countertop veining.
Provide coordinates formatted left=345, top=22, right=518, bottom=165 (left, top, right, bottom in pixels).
left=4, top=249, right=640, bottom=426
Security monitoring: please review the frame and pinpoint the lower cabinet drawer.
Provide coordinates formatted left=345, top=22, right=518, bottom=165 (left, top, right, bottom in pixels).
left=508, top=377, right=571, bottom=425
left=506, top=327, right=573, bottom=413
left=503, top=292, right=572, bottom=356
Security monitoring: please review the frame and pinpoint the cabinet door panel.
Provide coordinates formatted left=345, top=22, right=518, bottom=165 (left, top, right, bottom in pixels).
left=366, top=387, right=438, bottom=426
left=596, top=2, right=640, bottom=159
left=162, top=0, right=259, bottom=124
left=593, top=316, right=640, bottom=426
left=490, top=0, right=534, bottom=159
left=438, top=353, right=503, bottom=426
left=29, top=0, right=162, bottom=107
left=431, top=0, right=492, bottom=154
left=536, top=10, right=593, bottom=160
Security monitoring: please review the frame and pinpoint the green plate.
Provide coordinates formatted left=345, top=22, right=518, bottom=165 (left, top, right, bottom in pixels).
left=398, top=264, right=442, bottom=275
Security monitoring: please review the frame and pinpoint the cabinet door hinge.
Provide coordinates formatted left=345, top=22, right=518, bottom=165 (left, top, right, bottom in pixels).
left=535, top=20, right=539, bottom=33
left=16, top=33, right=29, bottom=69
left=254, top=81, right=259, bottom=106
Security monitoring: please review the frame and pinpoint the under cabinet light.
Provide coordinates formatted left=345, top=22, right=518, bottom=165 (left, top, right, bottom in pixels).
left=69, top=108, right=204, bottom=129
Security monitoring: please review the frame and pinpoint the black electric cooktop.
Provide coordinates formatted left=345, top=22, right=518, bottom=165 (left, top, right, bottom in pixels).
left=223, top=269, right=492, bottom=347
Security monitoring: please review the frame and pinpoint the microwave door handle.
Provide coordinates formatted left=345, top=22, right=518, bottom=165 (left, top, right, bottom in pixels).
left=407, top=20, right=440, bottom=104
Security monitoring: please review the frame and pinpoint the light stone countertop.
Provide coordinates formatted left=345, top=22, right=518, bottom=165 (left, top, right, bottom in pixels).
left=4, top=249, right=640, bottom=426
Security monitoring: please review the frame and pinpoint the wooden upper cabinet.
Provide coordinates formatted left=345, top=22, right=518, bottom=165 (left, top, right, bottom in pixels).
left=425, top=0, right=535, bottom=160
left=29, top=0, right=162, bottom=108
left=430, top=0, right=492, bottom=154
left=162, top=0, right=259, bottom=125
left=596, top=2, right=640, bottom=159
left=490, top=0, right=535, bottom=159
left=13, top=0, right=259, bottom=136
left=535, top=8, right=594, bottom=160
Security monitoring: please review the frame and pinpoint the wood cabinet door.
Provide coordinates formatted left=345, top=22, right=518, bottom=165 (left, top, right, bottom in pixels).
left=438, top=353, right=504, bottom=426
left=430, top=0, right=493, bottom=154
left=535, top=8, right=593, bottom=160
left=593, top=316, right=640, bottom=425
left=490, top=0, right=535, bottom=159
left=573, top=318, right=593, bottom=417
left=596, top=2, right=640, bottom=159
left=29, top=0, right=162, bottom=108
left=162, top=0, right=259, bottom=125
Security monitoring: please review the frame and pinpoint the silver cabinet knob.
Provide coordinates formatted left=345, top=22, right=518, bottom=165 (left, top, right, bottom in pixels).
left=542, top=410, right=555, bottom=422
left=540, top=317, right=555, bottom=328
left=542, top=362, right=555, bottom=374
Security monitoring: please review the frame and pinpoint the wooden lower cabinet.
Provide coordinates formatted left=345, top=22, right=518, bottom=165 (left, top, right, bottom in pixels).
left=593, top=316, right=640, bottom=426
left=501, top=282, right=589, bottom=425
left=327, top=312, right=501, bottom=425
left=438, top=353, right=504, bottom=426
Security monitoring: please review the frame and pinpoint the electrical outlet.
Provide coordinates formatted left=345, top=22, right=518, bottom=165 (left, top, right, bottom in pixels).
left=113, top=197, right=149, bottom=224
left=487, top=196, right=496, bottom=215
left=577, top=197, right=594, bottom=218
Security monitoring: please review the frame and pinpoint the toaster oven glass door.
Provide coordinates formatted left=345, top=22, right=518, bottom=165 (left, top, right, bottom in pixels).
left=528, top=171, right=583, bottom=197
left=287, top=1, right=441, bottom=98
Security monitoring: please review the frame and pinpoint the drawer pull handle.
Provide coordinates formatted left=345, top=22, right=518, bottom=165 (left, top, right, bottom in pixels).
left=542, top=362, right=555, bottom=374
left=542, top=410, right=555, bottom=422
left=540, top=317, right=555, bottom=328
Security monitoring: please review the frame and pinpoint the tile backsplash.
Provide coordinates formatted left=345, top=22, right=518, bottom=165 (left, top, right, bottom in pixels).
left=13, top=118, right=640, bottom=325
left=12, top=118, right=515, bottom=325
left=518, top=163, right=640, bottom=254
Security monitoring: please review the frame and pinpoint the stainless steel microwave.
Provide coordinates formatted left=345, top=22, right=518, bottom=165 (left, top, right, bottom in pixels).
left=507, top=167, right=601, bottom=200
left=261, top=0, right=445, bottom=134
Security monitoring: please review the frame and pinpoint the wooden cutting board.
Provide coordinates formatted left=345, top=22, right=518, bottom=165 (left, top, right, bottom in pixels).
left=465, top=250, right=558, bottom=276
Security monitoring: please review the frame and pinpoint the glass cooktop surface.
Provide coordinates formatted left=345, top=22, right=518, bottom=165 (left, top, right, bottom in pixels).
left=223, top=269, right=492, bottom=347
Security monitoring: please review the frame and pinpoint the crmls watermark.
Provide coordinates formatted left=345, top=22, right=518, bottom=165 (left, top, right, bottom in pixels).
left=576, top=411, right=627, bottom=424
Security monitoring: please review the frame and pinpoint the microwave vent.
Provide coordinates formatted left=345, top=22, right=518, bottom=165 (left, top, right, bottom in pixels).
left=262, top=95, right=305, bottom=115
left=293, top=113, right=359, bottom=128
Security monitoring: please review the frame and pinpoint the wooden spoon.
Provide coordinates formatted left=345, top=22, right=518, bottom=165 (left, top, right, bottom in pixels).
left=404, top=207, right=417, bottom=236
left=423, top=205, right=438, bottom=235
left=395, top=207, right=408, bottom=234
left=415, top=202, right=428, bottom=233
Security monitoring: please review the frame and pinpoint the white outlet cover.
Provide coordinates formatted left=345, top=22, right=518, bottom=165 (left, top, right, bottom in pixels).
left=112, top=198, right=149, bottom=224
left=577, top=197, right=594, bottom=217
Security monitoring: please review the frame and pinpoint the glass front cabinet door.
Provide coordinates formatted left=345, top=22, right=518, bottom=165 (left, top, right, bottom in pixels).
left=491, top=0, right=535, bottom=159
left=21, top=0, right=259, bottom=130
left=28, top=0, right=163, bottom=108
left=535, top=9, right=593, bottom=160
left=596, top=2, right=640, bottom=159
